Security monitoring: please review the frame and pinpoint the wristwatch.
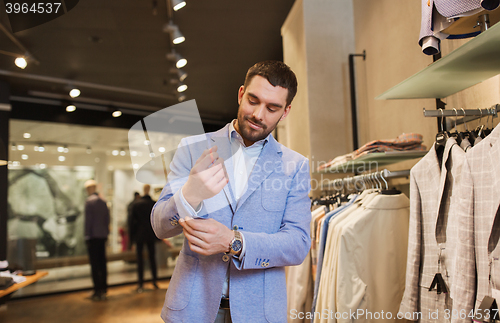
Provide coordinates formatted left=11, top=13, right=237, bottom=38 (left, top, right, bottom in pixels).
left=228, top=230, right=243, bottom=256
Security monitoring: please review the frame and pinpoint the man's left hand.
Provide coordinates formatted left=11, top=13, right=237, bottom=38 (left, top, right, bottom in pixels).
left=179, top=217, right=233, bottom=256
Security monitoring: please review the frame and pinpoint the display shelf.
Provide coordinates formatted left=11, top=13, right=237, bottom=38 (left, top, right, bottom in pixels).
left=376, top=20, right=500, bottom=100
left=317, top=150, right=427, bottom=174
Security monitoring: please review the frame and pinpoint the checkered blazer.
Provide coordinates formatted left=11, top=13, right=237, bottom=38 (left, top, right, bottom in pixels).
left=400, top=138, right=466, bottom=322
left=452, top=124, right=500, bottom=323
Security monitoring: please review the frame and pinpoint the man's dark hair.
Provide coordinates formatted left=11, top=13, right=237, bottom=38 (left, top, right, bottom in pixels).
left=243, top=60, right=298, bottom=107
left=134, top=192, right=140, bottom=197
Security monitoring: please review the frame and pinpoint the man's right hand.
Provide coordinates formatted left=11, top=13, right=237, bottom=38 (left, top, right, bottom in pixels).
left=181, top=146, right=228, bottom=210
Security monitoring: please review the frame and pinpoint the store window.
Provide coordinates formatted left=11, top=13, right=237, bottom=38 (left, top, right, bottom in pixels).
left=7, top=119, right=186, bottom=296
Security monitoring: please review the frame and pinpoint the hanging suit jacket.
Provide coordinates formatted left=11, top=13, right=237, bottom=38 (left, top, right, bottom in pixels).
left=335, top=193, right=410, bottom=323
left=451, top=124, right=500, bottom=323
left=151, top=123, right=312, bottom=323
left=400, top=138, right=466, bottom=322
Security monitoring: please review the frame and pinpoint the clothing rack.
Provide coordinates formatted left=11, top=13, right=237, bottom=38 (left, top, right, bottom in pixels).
left=321, top=169, right=410, bottom=191
left=423, top=104, right=498, bottom=127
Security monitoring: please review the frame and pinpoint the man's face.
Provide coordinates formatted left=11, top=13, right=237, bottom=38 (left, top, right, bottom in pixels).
left=235, top=75, right=291, bottom=146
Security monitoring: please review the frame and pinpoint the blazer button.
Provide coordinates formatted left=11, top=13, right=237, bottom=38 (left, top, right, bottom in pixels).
left=170, top=220, right=178, bottom=226
left=265, top=263, right=269, bottom=267
left=233, top=225, right=239, bottom=230
left=261, top=262, right=266, bottom=268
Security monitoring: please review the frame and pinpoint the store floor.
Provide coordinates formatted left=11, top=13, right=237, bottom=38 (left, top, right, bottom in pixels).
left=0, top=281, right=170, bottom=323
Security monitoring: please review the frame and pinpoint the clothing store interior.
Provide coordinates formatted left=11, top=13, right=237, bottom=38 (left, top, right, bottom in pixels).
left=1, top=0, right=500, bottom=322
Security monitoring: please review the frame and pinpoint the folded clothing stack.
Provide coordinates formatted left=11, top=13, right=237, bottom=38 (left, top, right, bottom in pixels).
left=318, top=133, right=426, bottom=171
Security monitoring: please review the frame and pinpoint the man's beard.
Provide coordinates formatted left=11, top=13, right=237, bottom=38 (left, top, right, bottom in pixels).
left=236, top=110, right=282, bottom=145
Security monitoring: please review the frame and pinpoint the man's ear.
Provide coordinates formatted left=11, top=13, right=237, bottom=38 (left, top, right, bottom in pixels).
left=280, top=105, right=292, bottom=121
left=238, top=85, right=245, bottom=105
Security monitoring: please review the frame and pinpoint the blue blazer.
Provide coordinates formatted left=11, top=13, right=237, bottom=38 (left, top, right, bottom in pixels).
left=151, top=124, right=311, bottom=323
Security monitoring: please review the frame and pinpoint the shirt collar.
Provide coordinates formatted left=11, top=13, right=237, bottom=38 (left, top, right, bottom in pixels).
left=229, top=119, right=269, bottom=148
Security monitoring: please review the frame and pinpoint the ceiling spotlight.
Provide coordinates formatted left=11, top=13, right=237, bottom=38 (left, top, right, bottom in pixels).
left=172, top=0, right=186, bottom=11
left=11, top=143, right=16, bottom=151
left=120, top=149, right=126, bottom=156
left=133, top=164, right=139, bottom=170
left=144, top=140, right=150, bottom=146
left=167, top=51, right=187, bottom=68
left=163, top=22, right=185, bottom=45
left=170, top=68, right=188, bottom=82
left=38, top=144, right=45, bottom=152
left=17, top=144, right=24, bottom=151
left=15, top=57, right=27, bottom=69
left=21, top=154, right=28, bottom=160
left=64, top=146, right=69, bottom=153
left=86, top=147, right=92, bottom=154
left=112, top=110, right=122, bottom=117
left=130, top=151, right=138, bottom=157
left=58, top=156, right=65, bottom=162
left=39, top=163, right=46, bottom=169
left=112, top=150, right=119, bottom=156
left=12, top=161, right=21, bottom=167
left=66, top=105, right=76, bottom=112
left=69, top=88, right=81, bottom=98
left=23, top=132, right=31, bottom=139
left=57, top=146, right=64, bottom=153
left=159, top=147, right=166, bottom=153
left=34, top=145, right=38, bottom=152
left=177, top=83, right=188, bottom=93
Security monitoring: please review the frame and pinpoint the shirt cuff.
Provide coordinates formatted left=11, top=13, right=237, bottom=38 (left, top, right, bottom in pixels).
left=177, top=186, right=204, bottom=218
left=237, top=231, right=246, bottom=261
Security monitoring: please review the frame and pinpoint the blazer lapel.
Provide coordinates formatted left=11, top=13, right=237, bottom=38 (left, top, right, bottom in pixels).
left=208, top=126, right=237, bottom=212
left=487, top=126, right=500, bottom=247
left=235, top=136, right=282, bottom=211
left=423, top=143, right=443, bottom=244
left=434, top=138, right=456, bottom=244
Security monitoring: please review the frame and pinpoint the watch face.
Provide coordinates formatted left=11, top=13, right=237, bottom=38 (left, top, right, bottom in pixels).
left=232, top=240, right=242, bottom=252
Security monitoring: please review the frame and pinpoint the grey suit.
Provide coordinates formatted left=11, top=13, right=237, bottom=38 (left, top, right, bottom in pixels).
left=400, top=138, right=466, bottom=322
left=452, top=124, right=500, bottom=323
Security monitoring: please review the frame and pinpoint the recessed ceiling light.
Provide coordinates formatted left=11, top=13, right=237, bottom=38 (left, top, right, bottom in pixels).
left=57, top=146, right=64, bottom=153
left=112, top=150, right=119, bottom=156
left=15, top=57, right=27, bottom=69
left=17, top=145, right=24, bottom=151
left=23, top=133, right=31, bottom=139
left=130, top=151, right=138, bottom=157
left=159, top=147, right=166, bottom=153
left=21, top=154, right=28, bottom=160
left=133, top=164, right=139, bottom=170
left=12, top=161, right=21, bottom=166
left=38, top=145, right=45, bottom=152
left=39, top=163, right=46, bottom=169
left=86, top=147, right=92, bottom=154
left=66, top=105, right=76, bottom=112
left=69, top=89, right=80, bottom=98
left=120, top=149, right=126, bottom=156
left=112, top=110, right=122, bottom=117
left=58, top=156, right=66, bottom=162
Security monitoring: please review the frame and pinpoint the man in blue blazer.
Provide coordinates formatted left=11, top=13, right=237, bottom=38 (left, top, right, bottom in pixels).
left=151, top=61, right=311, bottom=323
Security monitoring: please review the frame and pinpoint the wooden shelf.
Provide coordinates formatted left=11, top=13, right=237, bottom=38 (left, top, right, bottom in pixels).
left=317, top=150, right=427, bottom=174
left=0, top=271, right=48, bottom=299
left=376, top=20, right=500, bottom=100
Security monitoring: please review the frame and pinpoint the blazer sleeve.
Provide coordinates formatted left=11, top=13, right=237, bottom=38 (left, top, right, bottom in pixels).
left=450, top=158, right=476, bottom=323
left=233, top=158, right=312, bottom=270
left=151, top=137, right=205, bottom=239
left=399, top=171, right=422, bottom=316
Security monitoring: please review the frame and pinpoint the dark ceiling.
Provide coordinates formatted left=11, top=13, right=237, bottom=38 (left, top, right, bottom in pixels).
left=0, top=0, right=295, bottom=127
